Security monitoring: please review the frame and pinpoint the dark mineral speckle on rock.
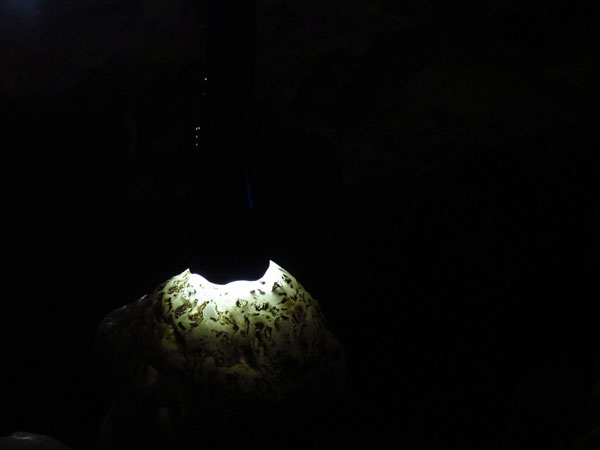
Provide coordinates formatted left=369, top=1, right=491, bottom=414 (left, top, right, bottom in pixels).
left=1, top=1, right=599, bottom=450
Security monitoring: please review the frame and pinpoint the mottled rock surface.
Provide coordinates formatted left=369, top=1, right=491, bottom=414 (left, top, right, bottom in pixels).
left=96, top=261, right=344, bottom=449
left=1, top=2, right=598, bottom=450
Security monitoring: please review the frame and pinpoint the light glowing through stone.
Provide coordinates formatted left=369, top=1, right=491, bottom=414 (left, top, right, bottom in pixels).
left=97, top=260, right=345, bottom=416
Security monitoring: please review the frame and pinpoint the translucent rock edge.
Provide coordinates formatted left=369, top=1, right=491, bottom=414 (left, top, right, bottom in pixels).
left=97, top=260, right=345, bottom=416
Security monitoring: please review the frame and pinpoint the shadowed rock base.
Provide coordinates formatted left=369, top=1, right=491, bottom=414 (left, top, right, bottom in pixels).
left=96, top=263, right=346, bottom=450
left=0, top=433, right=70, bottom=450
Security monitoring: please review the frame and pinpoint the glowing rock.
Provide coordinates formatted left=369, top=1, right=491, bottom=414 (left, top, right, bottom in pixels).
left=97, top=260, right=344, bottom=448
left=0, top=433, right=70, bottom=450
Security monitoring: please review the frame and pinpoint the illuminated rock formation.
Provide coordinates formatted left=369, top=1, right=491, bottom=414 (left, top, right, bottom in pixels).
left=97, top=261, right=345, bottom=449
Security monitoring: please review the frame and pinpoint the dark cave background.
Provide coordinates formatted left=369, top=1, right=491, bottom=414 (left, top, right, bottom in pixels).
left=1, top=1, right=599, bottom=449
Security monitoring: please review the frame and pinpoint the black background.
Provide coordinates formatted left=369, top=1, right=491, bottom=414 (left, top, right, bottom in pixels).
left=1, top=1, right=599, bottom=449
